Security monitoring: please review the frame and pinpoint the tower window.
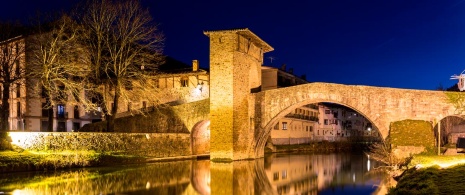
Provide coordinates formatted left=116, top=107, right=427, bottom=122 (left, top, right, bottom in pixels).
left=181, top=77, right=189, bottom=87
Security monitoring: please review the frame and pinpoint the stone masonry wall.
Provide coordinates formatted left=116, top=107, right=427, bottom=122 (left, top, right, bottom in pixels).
left=9, top=132, right=191, bottom=158
left=252, top=83, right=457, bottom=158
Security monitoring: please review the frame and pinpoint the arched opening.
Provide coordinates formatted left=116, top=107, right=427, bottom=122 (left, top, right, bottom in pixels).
left=256, top=100, right=382, bottom=156
left=191, top=120, right=210, bottom=155
left=433, top=115, right=465, bottom=154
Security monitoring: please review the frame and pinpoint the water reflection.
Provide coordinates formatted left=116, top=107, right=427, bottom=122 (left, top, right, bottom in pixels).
left=0, top=153, right=387, bottom=195
left=265, top=153, right=387, bottom=195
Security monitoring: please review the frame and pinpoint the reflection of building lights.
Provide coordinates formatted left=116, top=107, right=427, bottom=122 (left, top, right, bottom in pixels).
left=146, top=181, right=151, bottom=189
left=367, top=159, right=371, bottom=171
left=352, top=173, right=355, bottom=182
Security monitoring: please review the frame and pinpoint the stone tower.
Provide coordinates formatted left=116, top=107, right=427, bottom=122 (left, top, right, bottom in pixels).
left=204, top=28, right=273, bottom=161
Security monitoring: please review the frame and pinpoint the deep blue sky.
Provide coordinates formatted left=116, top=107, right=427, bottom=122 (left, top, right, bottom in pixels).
left=1, top=0, right=465, bottom=90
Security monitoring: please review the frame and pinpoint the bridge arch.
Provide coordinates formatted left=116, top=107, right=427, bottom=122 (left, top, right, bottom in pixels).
left=262, top=99, right=380, bottom=141
left=252, top=83, right=457, bottom=158
left=191, top=120, right=210, bottom=155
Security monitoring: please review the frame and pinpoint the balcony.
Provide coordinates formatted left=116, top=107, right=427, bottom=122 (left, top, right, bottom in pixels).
left=56, top=112, right=68, bottom=119
left=284, top=114, right=318, bottom=122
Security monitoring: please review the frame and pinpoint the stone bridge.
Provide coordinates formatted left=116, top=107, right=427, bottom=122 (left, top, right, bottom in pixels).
left=204, top=28, right=460, bottom=161
left=251, top=82, right=457, bottom=158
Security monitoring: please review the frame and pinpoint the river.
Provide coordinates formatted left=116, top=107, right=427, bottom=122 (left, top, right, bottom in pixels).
left=0, top=152, right=388, bottom=194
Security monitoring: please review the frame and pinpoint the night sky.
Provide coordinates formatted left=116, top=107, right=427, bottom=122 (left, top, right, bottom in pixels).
left=1, top=0, right=465, bottom=90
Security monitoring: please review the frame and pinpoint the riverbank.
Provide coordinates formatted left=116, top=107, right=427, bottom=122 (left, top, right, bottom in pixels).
left=388, top=155, right=465, bottom=195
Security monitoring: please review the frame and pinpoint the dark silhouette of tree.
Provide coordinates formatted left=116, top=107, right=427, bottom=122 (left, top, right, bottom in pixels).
left=0, top=22, right=26, bottom=131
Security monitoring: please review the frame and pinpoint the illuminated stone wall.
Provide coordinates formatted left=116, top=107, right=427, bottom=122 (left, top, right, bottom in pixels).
left=80, top=99, right=210, bottom=133
left=204, top=29, right=273, bottom=161
left=9, top=132, right=191, bottom=157
left=253, top=83, right=457, bottom=157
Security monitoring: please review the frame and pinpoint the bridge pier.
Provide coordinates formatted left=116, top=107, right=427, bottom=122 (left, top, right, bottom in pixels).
left=204, top=29, right=273, bottom=161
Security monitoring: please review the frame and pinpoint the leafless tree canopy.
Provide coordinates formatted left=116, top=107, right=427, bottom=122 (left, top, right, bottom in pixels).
left=79, top=0, right=165, bottom=131
left=28, top=15, right=94, bottom=108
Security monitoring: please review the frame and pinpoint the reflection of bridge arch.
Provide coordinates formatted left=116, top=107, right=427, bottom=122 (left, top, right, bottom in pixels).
left=253, top=83, right=457, bottom=157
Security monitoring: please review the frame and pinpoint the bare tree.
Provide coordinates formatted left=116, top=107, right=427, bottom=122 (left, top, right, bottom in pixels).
left=79, top=0, right=164, bottom=132
left=0, top=22, right=26, bottom=131
left=28, top=15, right=95, bottom=131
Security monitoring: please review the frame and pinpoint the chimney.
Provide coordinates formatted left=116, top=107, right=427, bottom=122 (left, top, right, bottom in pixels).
left=280, top=64, right=286, bottom=71
left=288, top=68, right=293, bottom=74
left=300, top=74, right=306, bottom=80
left=192, top=60, right=199, bottom=71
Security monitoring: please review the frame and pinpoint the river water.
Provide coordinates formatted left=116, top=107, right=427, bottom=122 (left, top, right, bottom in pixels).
left=0, top=152, right=388, bottom=194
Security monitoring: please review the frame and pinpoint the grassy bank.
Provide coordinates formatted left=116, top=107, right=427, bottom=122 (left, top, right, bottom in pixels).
left=0, top=149, right=146, bottom=173
left=388, top=155, right=465, bottom=195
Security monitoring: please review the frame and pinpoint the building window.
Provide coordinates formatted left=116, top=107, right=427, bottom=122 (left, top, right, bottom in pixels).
left=40, top=120, right=49, bottom=132
left=16, top=102, right=20, bottom=117
left=273, top=172, right=279, bottom=181
left=17, top=120, right=22, bottom=131
left=124, top=81, right=133, bottom=90
left=127, top=102, right=132, bottom=111
left=282, top=122, right=287, bottom=130
left=57, top=104, right=65, bottom=118
left=73, top=122, right=80, bottom=132
left=74, top=106, right=79, bottom=119
left=41, top=87, right=47, bottom=98
left=181, top=77, right=189, bottom=87
left=282, top=170, right=287, bottom=179
left=57, top=121, right=66, bottom=132
left=58, top=85, right=66, bottom=100
left=325, top=109, right=331, bottom=114
left=154, top=79, right=159, bottom=88
left=42, top=103, right=48, bottom=117
left=16, top=84, right=20, bottom=98
left=274, top=123, right=279, bottom=130
left=310, top=126, right=313, bottom=132
left=324, top=119, right=329, bottom=125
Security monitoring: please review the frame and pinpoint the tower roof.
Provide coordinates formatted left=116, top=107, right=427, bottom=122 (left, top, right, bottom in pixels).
left=204, top=28, right=274, bottom=53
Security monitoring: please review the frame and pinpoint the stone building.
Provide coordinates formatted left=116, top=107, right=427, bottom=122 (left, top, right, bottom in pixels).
left=317, top=103, right=378, bottom=141
left=1, top=35, right=209, bottom=132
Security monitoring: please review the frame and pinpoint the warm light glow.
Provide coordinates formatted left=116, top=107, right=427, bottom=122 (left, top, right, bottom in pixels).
left=415, top=159, right=465, bottom=169
left=8, top=132, right=36, bottom=148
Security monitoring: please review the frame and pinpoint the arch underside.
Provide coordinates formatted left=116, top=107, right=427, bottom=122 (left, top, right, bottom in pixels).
left=254, top=98, right=383, bottom=157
